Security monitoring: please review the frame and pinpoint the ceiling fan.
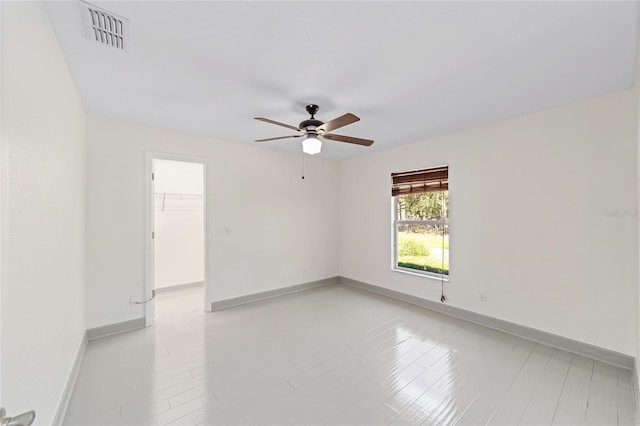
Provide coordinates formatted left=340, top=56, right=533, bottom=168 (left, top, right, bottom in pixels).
left=255, top=104, right=374, bottom=155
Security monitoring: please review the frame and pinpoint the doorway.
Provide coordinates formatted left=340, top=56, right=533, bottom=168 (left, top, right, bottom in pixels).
left=144, top=154, right=208, bottom=326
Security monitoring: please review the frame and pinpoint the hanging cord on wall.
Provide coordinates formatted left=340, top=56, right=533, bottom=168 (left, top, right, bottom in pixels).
left=440, top=190, right=446, bottom=303
left=132, top=289, right=156, bottom=304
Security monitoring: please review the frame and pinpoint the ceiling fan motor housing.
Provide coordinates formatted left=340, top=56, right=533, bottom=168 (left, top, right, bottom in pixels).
left=299, top=118, right=323, bottom=132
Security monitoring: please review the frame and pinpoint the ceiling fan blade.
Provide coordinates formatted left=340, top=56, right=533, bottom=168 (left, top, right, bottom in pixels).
left=323, top=133, right=374, bottom=146
left=255, top=117, right=301, bottom=132
left=255, top=135, right=303, bottom=142
left=317, top=113, right=360, bottom=133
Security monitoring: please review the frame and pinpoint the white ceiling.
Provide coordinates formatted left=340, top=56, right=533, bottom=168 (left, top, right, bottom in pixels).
left=44, top=1, right=638, bottom=160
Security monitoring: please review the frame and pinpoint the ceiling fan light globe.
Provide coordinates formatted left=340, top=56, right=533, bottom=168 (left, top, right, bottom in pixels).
left=302, top=136, right=322, bottom=155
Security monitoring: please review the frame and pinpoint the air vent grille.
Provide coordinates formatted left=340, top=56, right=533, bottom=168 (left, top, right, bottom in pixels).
left=79, top=1, right=129, bottom=50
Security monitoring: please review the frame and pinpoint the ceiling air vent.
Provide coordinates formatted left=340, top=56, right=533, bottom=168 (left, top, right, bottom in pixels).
left=79, top=1, right=129, bottom=50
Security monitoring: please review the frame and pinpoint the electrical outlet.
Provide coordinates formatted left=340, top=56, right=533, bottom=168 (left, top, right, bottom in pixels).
left=480, top=292, right=488, bottom=302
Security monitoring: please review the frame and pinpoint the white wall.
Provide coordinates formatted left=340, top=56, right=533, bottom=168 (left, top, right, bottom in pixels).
left=153, top=159, right=204, bottom=288
left=1, top=2, right=87, bottom=424
left=635, top=39, right=640, bottom=403
left=1, top=0, right=4, bottom=407
left=339, top=89, right=638, bottom=356
left=86, top=116, right=339, bottom=328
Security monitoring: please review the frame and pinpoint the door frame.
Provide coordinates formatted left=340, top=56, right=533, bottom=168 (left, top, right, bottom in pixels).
left=144, top=151, right=210, bottom=326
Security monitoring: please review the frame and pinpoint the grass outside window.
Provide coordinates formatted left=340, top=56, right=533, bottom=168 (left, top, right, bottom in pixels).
left=397, top=230, right=449, bottom=275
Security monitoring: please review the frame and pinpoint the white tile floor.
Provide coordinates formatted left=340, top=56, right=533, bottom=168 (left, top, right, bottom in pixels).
left=64, top=285, right=636, bottom=426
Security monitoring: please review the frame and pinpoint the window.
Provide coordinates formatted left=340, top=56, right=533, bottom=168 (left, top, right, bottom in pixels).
left=392, top=166, right=449, bottom=279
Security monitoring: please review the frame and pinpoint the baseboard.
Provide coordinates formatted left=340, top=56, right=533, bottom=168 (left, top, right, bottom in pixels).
left=155, top=280, right=203, bottom=294
left=52, top=331, right=87, bottom=426
left=86, top=317, right=146, bottom=341
left=210, top=276, right=339, bottom=311
left=339, top=276, right=634, bottom=370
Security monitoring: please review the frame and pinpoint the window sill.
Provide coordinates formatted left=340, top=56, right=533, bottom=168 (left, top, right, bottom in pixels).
left=392, top=266, right=450, bottom=282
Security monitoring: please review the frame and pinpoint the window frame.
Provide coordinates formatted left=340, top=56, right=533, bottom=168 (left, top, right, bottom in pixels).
left=391, top=193, right=450, bottom=281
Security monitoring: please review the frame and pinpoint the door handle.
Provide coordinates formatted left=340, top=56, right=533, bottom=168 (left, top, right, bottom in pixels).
left=1, top=408, right=35, bottom=426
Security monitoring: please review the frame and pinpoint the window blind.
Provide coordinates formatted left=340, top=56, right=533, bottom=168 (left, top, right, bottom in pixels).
left=391, top=165, right=448, bottom=196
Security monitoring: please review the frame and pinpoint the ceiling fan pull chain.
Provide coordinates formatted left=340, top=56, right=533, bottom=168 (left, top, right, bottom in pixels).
left=301, top=152, right=305, bottom=180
